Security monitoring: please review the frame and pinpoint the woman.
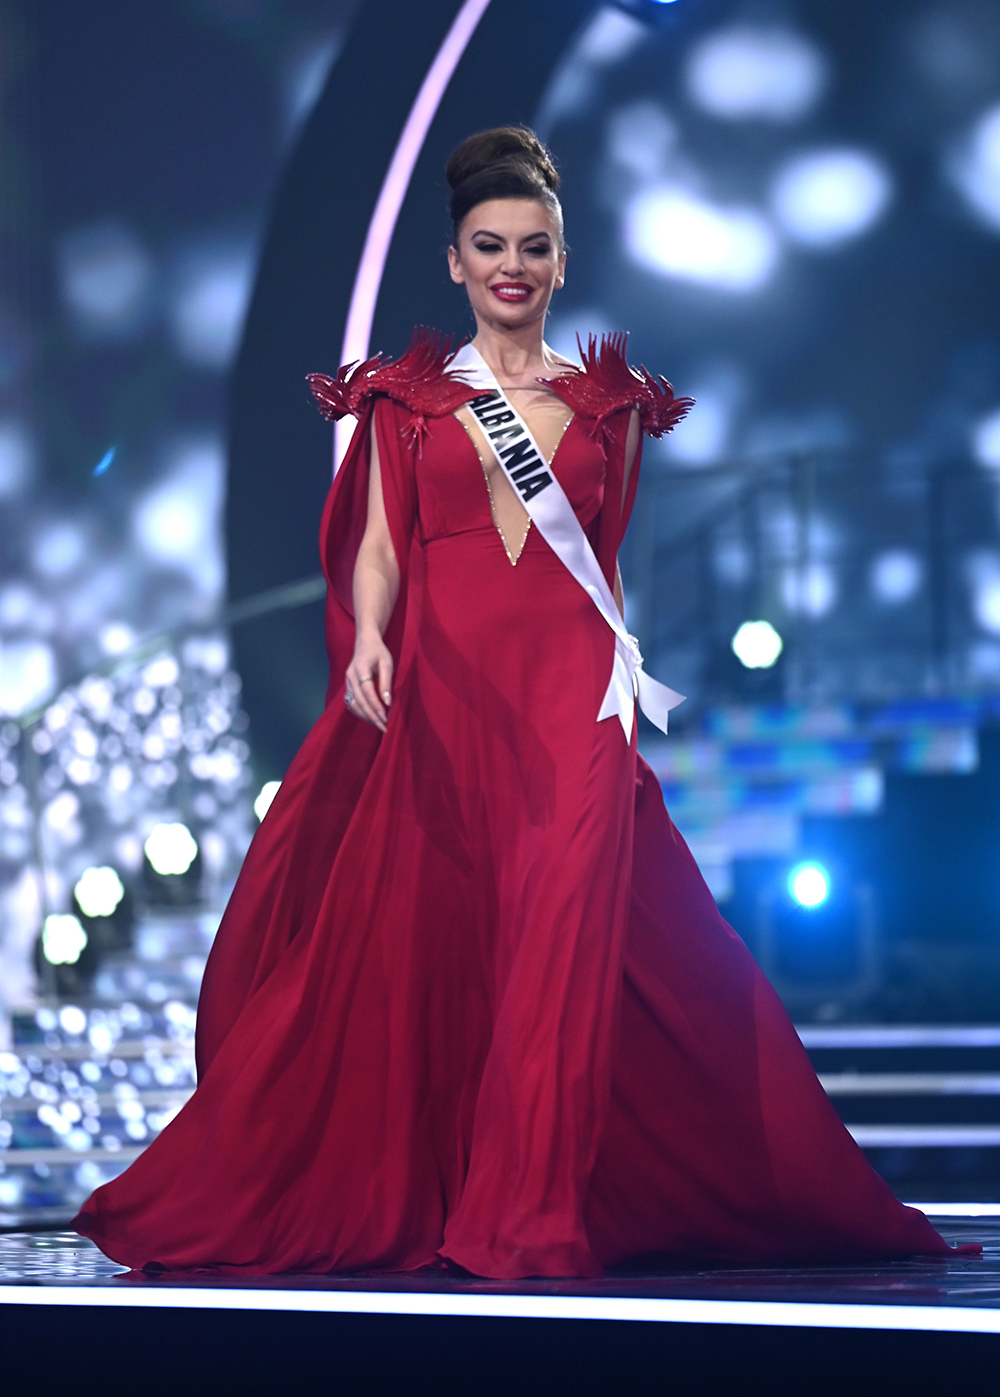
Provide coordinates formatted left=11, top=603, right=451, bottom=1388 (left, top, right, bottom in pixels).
left=75, top=127, right=976, bottom=1278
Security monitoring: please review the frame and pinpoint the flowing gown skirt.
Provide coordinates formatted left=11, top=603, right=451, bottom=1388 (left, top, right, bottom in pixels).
left=74, top=407, right=963, bottom=1276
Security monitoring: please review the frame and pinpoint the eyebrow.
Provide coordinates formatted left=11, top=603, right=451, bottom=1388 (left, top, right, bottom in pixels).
left=469, top=229, right=553, bottom=243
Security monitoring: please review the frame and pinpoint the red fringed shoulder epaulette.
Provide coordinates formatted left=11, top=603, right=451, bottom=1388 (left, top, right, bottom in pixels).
left=542, top=333, right=695, bottom=440
left=307, top=327, right=482, bottom=434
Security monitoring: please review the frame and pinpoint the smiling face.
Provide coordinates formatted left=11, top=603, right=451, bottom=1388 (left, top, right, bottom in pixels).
left=448, top=198, right=566, bottom=332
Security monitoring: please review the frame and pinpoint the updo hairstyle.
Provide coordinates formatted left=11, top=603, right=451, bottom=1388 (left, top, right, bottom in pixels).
left=446, top=126, right=563, bottom=248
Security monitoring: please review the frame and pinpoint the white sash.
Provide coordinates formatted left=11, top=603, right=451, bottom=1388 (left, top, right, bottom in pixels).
left=449, top=343, right=683, bottom=742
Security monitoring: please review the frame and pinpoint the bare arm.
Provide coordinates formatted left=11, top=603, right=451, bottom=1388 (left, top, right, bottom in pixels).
left=612, top=409, right=640, bottom=623
left=346, top=417, right=400, bottom=732
left=622, top=408, right=640, bottom=513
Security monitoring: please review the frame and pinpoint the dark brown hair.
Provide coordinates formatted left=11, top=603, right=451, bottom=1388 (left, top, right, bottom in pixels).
left=446, top=126, right=563, bottom=247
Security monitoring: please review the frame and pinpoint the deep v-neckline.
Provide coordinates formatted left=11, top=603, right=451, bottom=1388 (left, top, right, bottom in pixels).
left=455, top=408, right=576, bottom=566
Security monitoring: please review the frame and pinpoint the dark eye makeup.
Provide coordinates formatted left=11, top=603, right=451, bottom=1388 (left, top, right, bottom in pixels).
left=471, top=238, right=552, bottom=255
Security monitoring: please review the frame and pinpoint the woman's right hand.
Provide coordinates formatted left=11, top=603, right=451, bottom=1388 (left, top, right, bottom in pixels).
left=345, top=632, right=394, bottom=732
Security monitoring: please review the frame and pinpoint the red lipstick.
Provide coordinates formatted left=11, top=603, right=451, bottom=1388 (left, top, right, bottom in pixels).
left=490, top=282, right=533, bottom=302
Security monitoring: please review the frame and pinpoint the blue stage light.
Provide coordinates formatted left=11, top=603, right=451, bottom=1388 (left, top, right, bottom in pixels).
left=788, top=861, right=830, bottom=908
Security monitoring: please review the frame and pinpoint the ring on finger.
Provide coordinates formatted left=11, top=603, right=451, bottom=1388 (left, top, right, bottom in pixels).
left=360, top=676, right=375, bottom=686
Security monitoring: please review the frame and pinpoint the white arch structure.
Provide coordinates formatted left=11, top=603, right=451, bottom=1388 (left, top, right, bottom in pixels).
left=335, top=0, right=494, bottom=469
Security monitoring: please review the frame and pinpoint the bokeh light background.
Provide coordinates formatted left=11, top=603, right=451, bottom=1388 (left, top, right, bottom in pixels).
left=0, top=0, right=358, bottom=1218
left=543, top=3, right=1000, bottom=697
left=0, top=1, right=357, bottom=1025
left=5, top=0, right=1000, bottom=1217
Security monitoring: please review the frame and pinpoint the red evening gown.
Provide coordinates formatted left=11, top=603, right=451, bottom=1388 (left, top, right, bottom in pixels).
left=74, top=333, right=974, bottom=1277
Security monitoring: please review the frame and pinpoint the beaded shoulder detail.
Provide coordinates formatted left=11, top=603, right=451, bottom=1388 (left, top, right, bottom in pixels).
left=541, top=333, right=695, bottom=439
left=307, top=327, right=482, bottom=424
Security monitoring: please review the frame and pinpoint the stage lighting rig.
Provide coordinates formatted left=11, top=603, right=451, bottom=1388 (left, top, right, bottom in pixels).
left=72, top=865, right=135, bottom=953
left=143, top=821, right=202, bottom=907
left=732, top=621, right=784, bottom=670
left=35, top=912, right=99, bottom=997
left=788, top=861, right=830, bottom=909
left=41, top=913, right=87, bottom=965
left=756, top=859, right=880, bottom=1015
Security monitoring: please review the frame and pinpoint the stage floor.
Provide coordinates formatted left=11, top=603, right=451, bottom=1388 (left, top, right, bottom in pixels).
left=2, top=1212, right=1000, bottom=1333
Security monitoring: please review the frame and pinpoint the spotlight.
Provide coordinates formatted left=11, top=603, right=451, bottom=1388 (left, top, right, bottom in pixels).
left=36, top=913, right=99, bottom=998
left=144, top=823, right=198, bottom=876
left=143, top=822, right=202, bottom=907
left=254, top=780, right=281, bottom=821
left=731, top=620, right=784, bottom=669
left=788, top=862, right=830, bottom=908
left=41, top=914, right=88, bottom=966
left=757, top=865, right=879, bottom=1010
left=72, top=865, right=134, bottom=953
left=73, top=866, right=124, bottom=918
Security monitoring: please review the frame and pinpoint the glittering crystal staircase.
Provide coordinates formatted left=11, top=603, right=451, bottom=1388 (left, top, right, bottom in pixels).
left=5, top=685, right=1000, bottom=1227
left=0, top=911, right=210, bottom=1227
left=5, top=992, right=999, bottom=1222
left=641, top=699, right=1000, bottom=1203
left=802, top=1025, right=1000, bottom=1203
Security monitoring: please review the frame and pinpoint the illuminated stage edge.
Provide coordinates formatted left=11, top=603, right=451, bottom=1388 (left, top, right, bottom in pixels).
left=1, top=1207, right=997, bottom=1333
left=1, top=1286, right=999, bottom=1334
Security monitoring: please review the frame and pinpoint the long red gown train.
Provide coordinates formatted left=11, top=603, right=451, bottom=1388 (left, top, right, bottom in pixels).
left=74, top=333, right=974, bottom=1276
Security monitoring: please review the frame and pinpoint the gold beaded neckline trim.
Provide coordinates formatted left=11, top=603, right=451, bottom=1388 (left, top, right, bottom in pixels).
left=456, top=412, right=572, bottom=567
